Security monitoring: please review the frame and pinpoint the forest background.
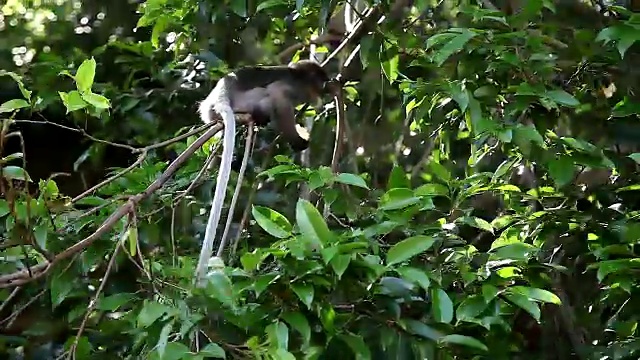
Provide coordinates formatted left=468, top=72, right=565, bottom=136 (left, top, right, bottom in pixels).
left=2, top=0, right=640, bottom=359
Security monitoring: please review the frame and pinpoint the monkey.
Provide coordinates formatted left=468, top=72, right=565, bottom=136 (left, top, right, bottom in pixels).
left=199, top=60, right=331, bottom=150
left=193, top=60, right=332, bottom=286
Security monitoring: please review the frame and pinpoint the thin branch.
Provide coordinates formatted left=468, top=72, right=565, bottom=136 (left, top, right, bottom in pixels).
left=277, top=33, right=344, bottom=62
left=15, top=118, right=137, bottom=152
left=229, top=137, right=279, bottom=261
left=321, top=6, right=381, bottom=67
left=136, top=123, right=214, bottom=153
left=71, top=151, right=147, bottom=204
left=68, top=240, right=122, bottom=360
left=323, top=88, right=346, bottom=218
left=0, top=288, right=46, bottom=329
left=0, top=286, right=21, bottom=314
left=173, top=140, right=222, bottom=206
left=217, top=124, right=255, bottom=257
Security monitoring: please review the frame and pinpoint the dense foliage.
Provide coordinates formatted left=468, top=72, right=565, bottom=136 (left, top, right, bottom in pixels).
left=2, top=0, right=640, bottom=359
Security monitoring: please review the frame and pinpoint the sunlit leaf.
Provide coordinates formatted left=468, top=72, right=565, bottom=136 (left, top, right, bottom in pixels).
left=335, top=173, right=369, bottom=189
left=440, top=334, right=488, bottom=351
left=431, top=288, right=454, bottom=323
left=296, top=199, right=332, bottom=249
left=291, top=282, right=314, bottom=309
left=252, top=206, right=292, bottom=239
left=386, top=235, right=436, bottom=265
left=75, top=57, right=97, bottom=93
left=0, top=99, right=30, bottom=113
left=199, top=343, right=226, bottom=359
left=282, top=312, right=311, bottom=345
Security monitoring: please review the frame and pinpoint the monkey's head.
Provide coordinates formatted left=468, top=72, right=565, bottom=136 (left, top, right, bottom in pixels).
left=288, top=60, right=331, bottom=99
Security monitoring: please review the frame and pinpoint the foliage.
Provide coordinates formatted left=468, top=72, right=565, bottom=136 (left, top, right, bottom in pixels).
left=2, top=0, right=640, bottom=359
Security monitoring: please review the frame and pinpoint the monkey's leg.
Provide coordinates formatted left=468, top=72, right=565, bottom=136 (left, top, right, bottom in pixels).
left=264, top=95, right=309, bottom=151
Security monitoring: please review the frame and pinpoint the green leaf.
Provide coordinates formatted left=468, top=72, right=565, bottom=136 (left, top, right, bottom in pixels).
left=381, top=53, right=399, bottom=83
left=330, top=254, right=351, bottom=279
left=229, top=0, right=248, bottom=16
left=397, top=267, right=431, bottom=291
left=378, top=277, right=415, bottom=297
left=509, top=286, right=562, bottom=305
left=291, top=282, right=314, bottom=309
left=415, top=183, right=449, bottom=197
left=433, top=30, right=477, bottom=66
left=59, top=91, right=88, bottom=113
left=335, top=173, right=369, bottom=189
left=386, top=235, right=436, bottom=266
left=491, top=242, right=539, bottom=261
left=151, top=16, right=170, bottom=48
left=545, top=89, right=579, bottom=107
left=2, top=166, right=31, bottom=181
left=199, top=343, right=226, bottom=359
left=388, top=165, right=409, bottom=189
left=428, top=161, right=452, bottom=183
left=448, top=81, right=469, bottom=112
left=547, top=156, right=574, bottom=187
left=75, top=58, right=97, bottom=93
left=399, top=319, right=443, bottom=341
left=256, top=0, right=287, bottom=12
left=81, top=92, right=111, bottom=109
left=0, top=70, right=32, bottom=100
left=253, top=273, right=280, bottom=297
left=456, top=295, right=488, bottom=322
left=34, top=223, right=48, bottom=250
left=271, top=349, right=296, bottom=360
left=282, top=312, right=311, bottom=345
left=240, top=250, right=266, bottom=272
left=461, top=216, right=494, bottom=234
left=50, top=272, right=74, bottom=308
left=266, top=321, right=289, bottom=349
left=440, top=334, right=488, bottom=352
left=206, top=272, right=235, bottom=307
left=0, top=99, right=30, bottom=113
left=137, top=300, right=170, bottom=327
left=97, top=293, right=136, bottom=311
left=0, top=199, right=10, bottom=217
left=504, top=291, right=541, bottom=321
left=157, top=321, right=173, bottom=359
left=431, top=288, right=454, bottom=324
left=592, top=258, right=640, bottom=282
left=379, top=188, right=420, bottom=211
left=339, top=333, right=372, bottom=360
left=252, top=206, right=292, bottom=239
left=296, top=199, right=332, bottom=249
left=161, top=342, right=190, bottom=360
left=629, top=153, right=640, bottom=164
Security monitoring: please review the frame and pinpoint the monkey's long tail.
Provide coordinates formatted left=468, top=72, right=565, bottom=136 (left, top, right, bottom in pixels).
left=194, top=79, right=236, bottom=287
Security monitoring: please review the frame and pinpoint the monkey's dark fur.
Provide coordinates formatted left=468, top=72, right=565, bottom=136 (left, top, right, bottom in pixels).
left=205, top=60, right=330, bottom=151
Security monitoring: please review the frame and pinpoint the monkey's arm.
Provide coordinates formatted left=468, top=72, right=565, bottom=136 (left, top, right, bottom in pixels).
left=261, top=93, right=309, bottom=151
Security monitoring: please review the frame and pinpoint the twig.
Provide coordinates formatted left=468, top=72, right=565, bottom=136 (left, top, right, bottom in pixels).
left=173, top=141, right=222, bottom=206
left=71, top=151, right=147, bottom=204
left=0, top=286, right=21, bottom=314
left=1, top=288, right=46, bottom=328
left=321, top=6, right=381, bottom=67
left=277, top=33, right=344, bottom=62
left=14, top=118, right=137, bottom=152
left=68, top=240, right=122, bottom=360
left=323, top=88, right=347, bottom=218
left=136, top=123, right=214, bottom=153
left=217, top=124, right=255, bottom=257
left=229, top=137, right=278, bottom=261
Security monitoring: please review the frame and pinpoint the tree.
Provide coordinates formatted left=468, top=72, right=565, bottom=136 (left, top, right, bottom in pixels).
left=2, top=0, right=640, bottom=359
